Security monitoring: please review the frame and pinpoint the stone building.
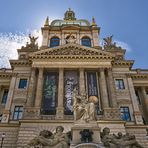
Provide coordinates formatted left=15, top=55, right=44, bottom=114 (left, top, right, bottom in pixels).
left=0, top=9, right=148, bottom=147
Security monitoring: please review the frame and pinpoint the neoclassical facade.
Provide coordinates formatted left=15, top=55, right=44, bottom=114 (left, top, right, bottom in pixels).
left=0, top=9, right=148, bottom=147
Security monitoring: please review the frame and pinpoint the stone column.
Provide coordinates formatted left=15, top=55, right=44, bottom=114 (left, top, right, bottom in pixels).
left=2, top=75, right=17, bottom=123
left=79, top=68, right=85, bottom=95
left=26, top=68, right=36, bottom=107
left=56, top=68, right=64, bottom=119
left=99, top=69, right=109, bottom=108
left=35, top=68, right=44, bottom=109
left=141, top=87, right=148, bottom=121
left=127, top=77, right=143, bottom=124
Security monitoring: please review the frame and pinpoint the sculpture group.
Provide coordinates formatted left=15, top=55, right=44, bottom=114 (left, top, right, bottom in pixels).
left=101, top=127, right=143, bottom=148
left=28, top=126, right=70, bottom=148
left=28, top=89, right=143, bottom=148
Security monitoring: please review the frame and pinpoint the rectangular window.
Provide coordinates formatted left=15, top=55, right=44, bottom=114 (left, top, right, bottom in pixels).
left=120, top=107, right=131, bottom=121
left=42, top=72, right=58, bottom=115
left=87, top=72, right=100, bottom=114
left=115, top=79, right=125, bottom=90
left=1, top=89, right=8, bottom=104
left=13, top=106, right=23, bottom=120
left=64, top=71, right=78, bottom=115
left=18, top=79, right=27, bottom=89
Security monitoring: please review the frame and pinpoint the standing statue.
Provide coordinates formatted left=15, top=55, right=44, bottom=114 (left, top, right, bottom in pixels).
left=73, top=88, right=98, bottom=122
left=28, top=126, right=69, bottom=148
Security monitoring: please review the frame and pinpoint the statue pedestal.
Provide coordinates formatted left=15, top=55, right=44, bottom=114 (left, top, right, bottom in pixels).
left=71, top=121, right=101, bottom=147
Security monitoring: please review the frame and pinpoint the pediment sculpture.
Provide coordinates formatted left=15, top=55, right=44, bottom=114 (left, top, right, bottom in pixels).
left=101, top=127, right=144, bottom=148
left=27, top=126, right=70, bottom=148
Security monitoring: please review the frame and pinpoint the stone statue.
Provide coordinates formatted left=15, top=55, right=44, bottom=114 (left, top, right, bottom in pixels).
left=73, top=88, right=98, bottom=122
left=103, top=35, right=116, bottom=49
left=65, top=34, right=76, bottom=44
left=101, top=127, right=144, bottom=148
left=29, top=34, right=38, bottom=46
left=28, top=126, right=69, bottom=148
left=22, top=34, right=38, bottom=49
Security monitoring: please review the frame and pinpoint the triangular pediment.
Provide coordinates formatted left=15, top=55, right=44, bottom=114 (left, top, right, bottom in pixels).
left=29, top=43, right=115, bottom=60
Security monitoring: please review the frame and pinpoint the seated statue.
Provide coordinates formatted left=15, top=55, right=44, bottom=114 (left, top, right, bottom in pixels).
left=28, top=126, right=69, bottom=148
left=101, top=127, right=144, bottom=148
left=73, top=88, right=98, bottom=122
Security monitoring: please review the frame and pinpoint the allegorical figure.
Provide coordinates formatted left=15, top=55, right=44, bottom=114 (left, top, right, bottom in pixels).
left=28, top=126, right=69, bottom=148
left=73, top=88, right=98, bottom=122
left=101, top=127, right=144, bottom=148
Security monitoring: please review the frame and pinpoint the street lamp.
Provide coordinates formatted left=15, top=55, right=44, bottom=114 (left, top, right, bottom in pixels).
left=0, top=133, right=5, bottom=148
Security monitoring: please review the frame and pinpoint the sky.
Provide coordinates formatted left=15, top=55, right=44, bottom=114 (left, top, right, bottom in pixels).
left=0, top=0, right=148, bottom=69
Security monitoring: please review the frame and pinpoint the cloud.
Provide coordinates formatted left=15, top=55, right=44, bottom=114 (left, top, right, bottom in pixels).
left=0, top=30, right=42, bottom=68
left=114, top=40, right=132, bottom=52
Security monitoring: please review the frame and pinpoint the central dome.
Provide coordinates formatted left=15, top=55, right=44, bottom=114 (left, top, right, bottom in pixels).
left=50, top=8, right=90, bottom=26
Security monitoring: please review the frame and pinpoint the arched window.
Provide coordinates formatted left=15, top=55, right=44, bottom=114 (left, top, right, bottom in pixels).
left=50, top=37, right=60, bottom=47
left=81, top=37, right=91, bottom=47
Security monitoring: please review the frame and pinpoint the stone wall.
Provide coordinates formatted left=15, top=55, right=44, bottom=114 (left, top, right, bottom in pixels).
left=0, top=123, right=19, bottom=148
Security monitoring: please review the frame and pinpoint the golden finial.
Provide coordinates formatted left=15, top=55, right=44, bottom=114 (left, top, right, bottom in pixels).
left=44, top=16, right=49, bottom=26
left=92, top=16, right=97, bottom=26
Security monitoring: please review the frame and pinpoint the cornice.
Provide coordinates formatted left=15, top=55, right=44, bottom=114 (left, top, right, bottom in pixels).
left=10, top=60, right=31, bottom=68
left=131, top=74, right=148, bottom=79
left=29, top=43, right=115, bottom=60
left=112, top=60, right=134, bottom=68
left=0, top=73, right=13, bottom=78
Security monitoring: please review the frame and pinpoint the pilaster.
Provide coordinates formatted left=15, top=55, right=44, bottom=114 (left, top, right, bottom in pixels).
left=107, top=68, right=118, bottom=108
left=2, top=76, right=17, bottom=123
left=24, top=68, right=37, bottom=119
left=99, top=69, right=109, bottom=108
left=34, top=68, right=44, bottom=112
left=26, top=68, right=36, bottom=107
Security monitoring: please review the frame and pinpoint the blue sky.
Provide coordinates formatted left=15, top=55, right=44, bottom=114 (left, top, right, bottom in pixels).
left=0, top=0, right=148, bottom=68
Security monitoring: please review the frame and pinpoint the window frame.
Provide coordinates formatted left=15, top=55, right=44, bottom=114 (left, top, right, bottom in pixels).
left=1, top=89, right=9, bottom=104
left=120, top=106, right=131, bottom=121
left=13, top=106, right=23, bottom=120
left=115, top=79, right=125, bottom=90
left=81, top=37, right=91, bottom=47
left=50, top=37, right=60, bottom=47
left=18, top=78, right=28, bottom=89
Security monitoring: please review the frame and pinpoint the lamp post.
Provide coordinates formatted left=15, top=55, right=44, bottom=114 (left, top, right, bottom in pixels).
left=0, top=133, right=5, bottom=148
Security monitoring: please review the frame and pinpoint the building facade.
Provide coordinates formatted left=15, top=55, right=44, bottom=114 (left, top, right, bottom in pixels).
left=0, top=9, right=148, bottom=147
